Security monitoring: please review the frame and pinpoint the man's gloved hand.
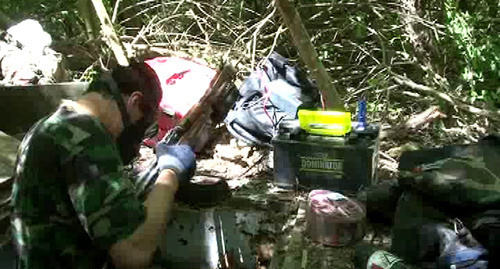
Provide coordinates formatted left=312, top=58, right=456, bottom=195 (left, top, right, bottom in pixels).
left=155, top=143, right=196, bottom=183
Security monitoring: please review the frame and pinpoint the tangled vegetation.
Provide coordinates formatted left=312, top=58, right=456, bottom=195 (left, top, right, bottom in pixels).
left=1, top=0, right=499, bottom=150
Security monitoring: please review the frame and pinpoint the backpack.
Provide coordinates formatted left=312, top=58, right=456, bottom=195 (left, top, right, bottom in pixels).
left=224, top=52, right=321, bottom=146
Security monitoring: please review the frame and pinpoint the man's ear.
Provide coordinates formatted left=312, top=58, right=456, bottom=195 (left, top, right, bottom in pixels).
left=127, top=91, right=143, bottom=109
left=126, top=91, right=144, bottom=122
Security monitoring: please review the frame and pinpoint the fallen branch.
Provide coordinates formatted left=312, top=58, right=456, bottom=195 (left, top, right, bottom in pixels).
left=251, top=7, right=276, bottom=70
left=392, top=73, right=500, bottom=121
left=122, top=42, right=190, bottom=59
left=380, top=105, right=447, bottom=139
left=379, top=158, right=398, bottom=173
left=136, top=63, right=238, bottom=192
left=404, top=105, right=447, bottom=129
left=379, top=151, right=398, bottom=164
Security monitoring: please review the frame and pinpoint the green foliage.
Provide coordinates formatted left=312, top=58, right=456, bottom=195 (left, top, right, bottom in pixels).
left=79, top=65, right=100, bottom=82
left=1, top=0, right=120, bottom=41
left=2, top=0, right=81, bottom=40
left=1, top=0, right=498, bottom=112
left=444, top=0, right=500, bottom=105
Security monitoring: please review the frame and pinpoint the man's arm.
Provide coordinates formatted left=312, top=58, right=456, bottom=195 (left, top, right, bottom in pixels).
left=66, top=119, right=196, bottom=269
left=107, top=143, right=196, bottom=269
left=109, top=169, right=178, bottom=269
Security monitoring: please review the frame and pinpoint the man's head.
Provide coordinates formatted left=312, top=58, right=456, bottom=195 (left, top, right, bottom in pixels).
left=87, top=61, right=162, bottom=164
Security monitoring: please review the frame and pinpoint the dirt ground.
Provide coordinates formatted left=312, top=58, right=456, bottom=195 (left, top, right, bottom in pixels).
left=190, top=128, right=392, bottom=269
left=133, top=126, right=398, bottom=269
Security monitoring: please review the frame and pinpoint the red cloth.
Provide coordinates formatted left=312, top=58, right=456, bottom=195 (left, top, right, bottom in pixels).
left=143, top=57, right=216, bottom=146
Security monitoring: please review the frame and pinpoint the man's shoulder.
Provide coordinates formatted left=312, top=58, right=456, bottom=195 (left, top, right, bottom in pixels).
left=41, top=103, right=112, bottom=151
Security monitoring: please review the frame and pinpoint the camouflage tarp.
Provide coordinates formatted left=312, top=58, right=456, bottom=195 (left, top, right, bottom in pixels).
left=391, top=135, right=500, bottom=268
left=0, top=131, right=19, bottom=182
left=398, top=135, right=500, bottom=212
left=0, top=131, right=20, bottom=247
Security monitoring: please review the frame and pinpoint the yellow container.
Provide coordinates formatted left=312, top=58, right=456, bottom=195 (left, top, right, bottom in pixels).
left=298, top=109, right=352, bottom=136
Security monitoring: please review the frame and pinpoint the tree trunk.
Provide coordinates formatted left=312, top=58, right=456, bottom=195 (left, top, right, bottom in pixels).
left=399, top=0, right=443, bottom=77
left=77, top=0, right=100, bottom=40
left=275, top=0, right=344, bottom=111
left=90, top=0, right=130, bottom=66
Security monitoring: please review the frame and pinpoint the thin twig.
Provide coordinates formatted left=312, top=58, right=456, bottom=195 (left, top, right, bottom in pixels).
left=118, top=0, right=180, bottom=17
left=264, top=24, right=285, bottom=62
left=238, top=151, right=268, bottom=178
left=379, top=151, right=397, bottom=164
left=348, top=41, right=381, bottom=65
left=251, top=7, right=276, bottom=70
left=188, top=9, right=210, bottom=47
left=120, top=3, right=163, bottom=25
left=111, top=0, right=122, bottom=23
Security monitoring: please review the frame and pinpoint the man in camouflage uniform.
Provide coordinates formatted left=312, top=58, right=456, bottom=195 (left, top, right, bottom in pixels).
left=10, top=61, right=196, bottom=269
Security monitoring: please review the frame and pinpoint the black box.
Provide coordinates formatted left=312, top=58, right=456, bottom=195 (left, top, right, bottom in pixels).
left=271, top=120, right=379, bottom=195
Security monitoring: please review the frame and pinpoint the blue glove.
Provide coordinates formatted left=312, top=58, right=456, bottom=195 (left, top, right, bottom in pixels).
left=155, top=143, right=196, bottom=183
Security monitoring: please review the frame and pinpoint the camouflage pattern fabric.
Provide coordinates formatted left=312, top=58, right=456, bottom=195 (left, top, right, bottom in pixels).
left=398, top=135, right=500, bottom=211
left=10, top=102, right=146, bottom=269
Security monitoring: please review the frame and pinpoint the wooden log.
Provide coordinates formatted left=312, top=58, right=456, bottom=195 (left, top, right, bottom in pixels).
left=77, top=0, right=100, bottom=40
left=380, top=105, right=447, bottom=139
left=90, top=0, right=129, bottom=66
left=275, top=0, right=344, bottom=111
left=138, top=63, right=238, bottom=190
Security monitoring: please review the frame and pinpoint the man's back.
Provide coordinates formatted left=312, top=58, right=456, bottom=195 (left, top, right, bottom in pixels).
left=11, top=102, right=146, bottom=269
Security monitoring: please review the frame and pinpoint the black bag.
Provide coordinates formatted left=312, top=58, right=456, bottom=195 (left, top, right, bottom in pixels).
left=390, top=135, right=500, bottom=269
left=391, top=193, right=489, bottom=269
left=224, top=52, right=320, bottom=146
left=470, top=210, right=500, bottom=269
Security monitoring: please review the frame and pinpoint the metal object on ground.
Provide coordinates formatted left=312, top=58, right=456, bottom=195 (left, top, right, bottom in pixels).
left=155, top=205, right=277, bottom=269
left=305, top=190, right=366, bottom=247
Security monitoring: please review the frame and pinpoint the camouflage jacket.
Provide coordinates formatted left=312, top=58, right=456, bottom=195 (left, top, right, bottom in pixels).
left=398, top=135, right=500, bottom=211
left=10, top=102, right=146, bottom=269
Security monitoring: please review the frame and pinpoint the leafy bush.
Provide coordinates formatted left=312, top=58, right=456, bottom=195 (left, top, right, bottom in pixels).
left=444, top=0, right=500, bottom=105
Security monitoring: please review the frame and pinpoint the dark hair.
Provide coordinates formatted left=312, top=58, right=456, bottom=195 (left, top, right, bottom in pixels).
left=87, top=61, right=163, bottom=117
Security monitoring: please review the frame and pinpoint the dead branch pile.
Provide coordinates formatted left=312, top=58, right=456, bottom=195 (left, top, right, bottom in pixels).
left=68, top=0, right=499, bottom=176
